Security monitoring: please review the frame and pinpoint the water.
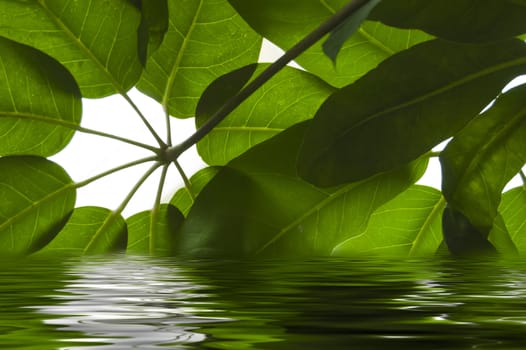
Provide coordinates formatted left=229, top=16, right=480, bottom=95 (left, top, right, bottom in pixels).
left=2, top=255, right=526, bottom=349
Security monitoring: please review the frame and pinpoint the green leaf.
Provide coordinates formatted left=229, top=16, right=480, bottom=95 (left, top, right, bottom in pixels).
left=370, top=0, right=526, bottom=43
left=0, top=0, right=142, bottom=97
left=196, top=65, right=335, bottom=165
left=440, top=84, right=526, bottom=233
left=130, top=0, right=169, bottom=65
left=298, top=39, right=526, bottom=187
left=170, top=167, right=220, bottom=216
left=0, top=156, right=76, bottom=256
left=332, top=185, right=444, bottom=257
left=0, top=37, right=82, bottom=157
left=499, top=187, right=526, bottom=253
left=228, top=0, right=432, bottom=87
left=322, top=0, right=382, bottom=62
left=488, top=214, right=519, bottom=256
left=175, top=122, right=427, bottom=258
left=33, top=207, right=127, bottom=256
left=137, top=0, right=262, bottom=118
left=126, top=204, right=184, bottom=256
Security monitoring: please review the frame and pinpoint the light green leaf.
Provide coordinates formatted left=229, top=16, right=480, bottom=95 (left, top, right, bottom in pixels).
left=298, top=39, right=526, bottom=187
left=196, top=65, right=335, bottom=165
left=0, top=156, right=76, bottom=256
left=499, top=187, right=526, bottom=253
left=440, top=84, right=526, bottom=232
left=0, top=0, right=142, bottom=97
left=370, top=0, right=526, bottom=43
left=137, top=0, right=262, bottom=118
left=175, top=122, right=427, bottom=258
left=126, top=204, right=184, bottom=256
left=488, top=214, right=518, bottom=256
left=170, top=167, right=220, bottom=216
left=332, top=185, right=444, bottom=257
left=228, top=0, right=432, bottom=87
left=33, top=206, right=127, bottom=256
left=0, top=37, right=81, bottom=157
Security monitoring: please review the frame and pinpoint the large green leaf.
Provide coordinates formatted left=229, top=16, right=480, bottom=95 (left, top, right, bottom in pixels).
left=0, top=156, right=76, bottom=255
left=370, top=0, right=526, bottom=43
left=127, top=204, right=184, bottom=255
left=298, top=39, right=526, bottom=187
left=228, top=0, right=432, bottom=87
left=170, top=166, right=220, bottom=216
left=0, top=37, right=81, bottom=157
left=440, top=84, right=526, bottom=233
left=175, top=122, right=427, bottom=258
left=332, top=185, right=444, bottom=257
left=137, top=0, right=261, bottom=119
left=0, top=0, right=142, bottom=97
left=196, top=65, right=335, bottom=165
left=33, top=207, right=127, bottom=256
left=499, top=187, right=526, bottom=253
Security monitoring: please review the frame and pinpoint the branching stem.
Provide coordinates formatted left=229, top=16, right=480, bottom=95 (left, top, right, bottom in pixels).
left=173, top=160, right=195, bottom=200
left=122, top=92, right=166, bottom=147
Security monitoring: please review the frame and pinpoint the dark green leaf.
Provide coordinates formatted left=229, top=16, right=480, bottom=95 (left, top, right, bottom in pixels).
left=133, top=0, right=169, bottom=65
left=33, top=207, right=127, bottom=256
left=332, top=185, right=444, bottom=257
left=229, top=0, right=432, bottom=87
left=500, top=186, right=526, bottom=252
left=0, top=156, right=76, bottom=255
left=323, top=0, right=382, bottom=62
left=0, top=37, right=82, bottom=157
left=370, top=0, right=526, bottom=43
left=0, top=0, right=143, bottom=97
left=137, top=0, right=261, bottom=118
left=440, top=84, right=526, bottom=232
left=298, top=39, right=526, bottom=187
left=127, top=204, right=184, bottom=256
left=170, top=167, right=220, bottom=216
left=196, top=65, right=335, bottom=165
left=175, top=122, right=427, bottom=258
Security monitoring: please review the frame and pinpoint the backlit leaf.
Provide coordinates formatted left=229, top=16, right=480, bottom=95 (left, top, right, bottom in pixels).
left=499, top=187, right=526, bottom=253
left=196, top=65, right=335, bottom=165
left=33, top=207, right=127, bottom=256
left=127, top=204, right=184, bottom=255
left=298, top=39, right=526, bottom=187
left=175, top=122, right=427, bottom=258
left=0, top=37, right=81, bottom=157
left=137, top=0, right=261, bottom=118
left=440, top=84, right=526, bottom=232
left=132, top=0, right=169, bottom=64
left=0, top=156, right=76, bottom=256
left=170, top=167, right=220, bottom=216
left=332, top=185, right=444, bottom=257
left=0, top=0, right=142, bottom=97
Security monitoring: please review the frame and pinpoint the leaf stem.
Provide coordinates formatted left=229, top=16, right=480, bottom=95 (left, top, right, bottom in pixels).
left=165, top=109, right=173, bottom=146
left=150, top=164, right=170, bottom=254
left=520, top=169, right=526, bottom=190
left=122, top=92, right=166, bottom=147
left=173, top=160, right=195, bottom=200
left=164, top=0, right=376, bottom=160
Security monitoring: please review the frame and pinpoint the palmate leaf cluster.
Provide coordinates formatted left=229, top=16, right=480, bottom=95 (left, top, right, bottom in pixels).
left=1, top=0, right=526, bottom=258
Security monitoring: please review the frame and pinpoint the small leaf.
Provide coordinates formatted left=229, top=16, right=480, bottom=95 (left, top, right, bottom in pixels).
left=440, top=84, right=526, bottom=232
left=370, top=0, right=526, bottom=43
left=33, top=207, right=127, bottom=256
left=175, top=122, right=427, bottom=258
left=170, top=167, right=220, bottom=216
left=132, top=0, right=169, bottom=64
left=0, top=156, right=76, bottom=255
left=499, top=187, right=526, bottom=253
left=196, top=65, right=335, bottom=165
left=0, top=37, right=82, bottom=157
left=298, top=39, right=526, bottom=187
left=332, top=185, right=444, bottom=257
left=137, top=0, right=261, bottom=118
left=0, top=0, right=143, bottom=97
left=322, top=0, right=383, bottom=62
left=127, top=204, right=184, bottom=256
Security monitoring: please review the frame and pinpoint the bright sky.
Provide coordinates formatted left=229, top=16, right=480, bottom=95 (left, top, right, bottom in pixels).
left=49, top=41, right=526, bottom=217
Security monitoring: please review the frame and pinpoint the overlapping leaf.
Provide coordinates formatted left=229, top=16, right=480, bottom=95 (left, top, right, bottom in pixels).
left=370, top=0, right=526, bottom=43
left=196, top=65, right=335, bottom=165
left=137, top=0, right=261, bottom=119
left=298, top=39, right=526, bottom=187
left=0, top=0, right=143, bottom=97
left=499, top=187, right=526, bottom=252
left=170, top=167, right=220, bottom=216
left=175, top=122, right=428, bottom=258
left=0, top=157, right=76, bottom=255
left=228, top=0, right=432, bottom=87
left=0, top=37, right=81, bottom=157
left=441, top=84, right=526, bottom=233
left=34, top=206, right=127, bottom=256
left=127, top=204, right=184, bottom=255
left=332, top=186, right=444, bottom=257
